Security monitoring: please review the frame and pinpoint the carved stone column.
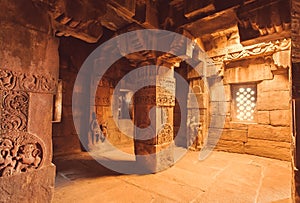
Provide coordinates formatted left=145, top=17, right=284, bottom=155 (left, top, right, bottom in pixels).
left=134, top=66, right=175, bottom=173
left=0, top=1, right=58, bottom=202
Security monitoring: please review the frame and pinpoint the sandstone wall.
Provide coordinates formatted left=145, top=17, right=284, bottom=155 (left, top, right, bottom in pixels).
left=215, top=60, right=291, bottom=161
left=201, top=26, right=291, bottom=161
left=0, top=0, right=59, bottom=202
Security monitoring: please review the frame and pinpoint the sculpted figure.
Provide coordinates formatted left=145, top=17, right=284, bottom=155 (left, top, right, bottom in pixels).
left=188, top=116, right=203, bottom=151
left=16, top=143, right=41, bottom=172
left=90, top=113, right=106, bottom=144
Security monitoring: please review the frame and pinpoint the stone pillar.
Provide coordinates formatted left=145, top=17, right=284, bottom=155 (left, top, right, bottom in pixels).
left=134, top=66, right=175, bottom=173
left=292, top=0, right=300, bottom=201
left=0, top=1, right=58, bottom=202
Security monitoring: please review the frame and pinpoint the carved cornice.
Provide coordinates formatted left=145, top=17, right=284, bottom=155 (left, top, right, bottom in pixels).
left=207, top=38, right=291, bottom=65
left=0, top=69, right=57, bottom=94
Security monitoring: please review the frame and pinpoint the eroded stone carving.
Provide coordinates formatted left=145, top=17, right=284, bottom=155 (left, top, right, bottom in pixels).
left=0, top=69, right=56, bottom=93
left=0, top=132, right=44, bottom=177
left=187, top=116, right=203, bottom=151
left=1, top=91, right=29, bottom=133
left=157, top=124, right=173, bottom=144
left=209, top=38, right=291, bottom=64
left=134, top=94, right=156, bottom=105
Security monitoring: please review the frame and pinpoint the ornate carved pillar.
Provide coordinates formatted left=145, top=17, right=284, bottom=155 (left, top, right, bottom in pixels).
left=0, top=1, right=59, bottom=202
left=134, top=65, right=175, bottom=173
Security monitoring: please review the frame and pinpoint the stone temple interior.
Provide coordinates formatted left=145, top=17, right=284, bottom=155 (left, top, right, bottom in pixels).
left=1, top=0, right=300, bottom=202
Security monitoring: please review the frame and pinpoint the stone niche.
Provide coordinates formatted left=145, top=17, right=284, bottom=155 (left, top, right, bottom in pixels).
left=0, top=1, right=59, bottom=202
left=93, top=76, right=134, bottom=149
left=214, top=55, right=291, bottom=161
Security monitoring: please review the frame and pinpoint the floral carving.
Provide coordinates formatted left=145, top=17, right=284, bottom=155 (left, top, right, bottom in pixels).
left=0, top=69, right=56, bottom=93
left=209, top=38, right=291, bottom=64
left=0, top=69, right=17, bottom=90
left=0, top=132, right=44, bottom=177
left=1, top=91, right=29, bottom=133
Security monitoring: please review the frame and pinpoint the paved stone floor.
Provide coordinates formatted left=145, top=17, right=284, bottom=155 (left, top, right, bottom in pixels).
left=53, top=149, right=292, bottom=203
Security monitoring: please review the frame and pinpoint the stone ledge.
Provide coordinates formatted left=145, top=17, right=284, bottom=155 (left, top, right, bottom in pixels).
left=248, top=124, right=291, bottom=142
left=220, top=129, right=248, bottom=142
left=214, top=140, right=245, bottom=154
left=245, top=139, right=291, bottom=161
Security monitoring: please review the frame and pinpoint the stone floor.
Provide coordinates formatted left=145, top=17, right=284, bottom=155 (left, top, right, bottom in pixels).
left=53, top=148, right=292, bottom=203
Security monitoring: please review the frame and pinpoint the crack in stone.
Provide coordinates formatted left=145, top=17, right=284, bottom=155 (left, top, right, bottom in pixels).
left=254, top=165, right=265, bottom=203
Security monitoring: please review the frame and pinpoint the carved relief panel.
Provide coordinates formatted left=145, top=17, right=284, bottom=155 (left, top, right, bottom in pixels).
left=0, top=132, right=45, bottom=177
left=0, top=68, right=57, bottom=177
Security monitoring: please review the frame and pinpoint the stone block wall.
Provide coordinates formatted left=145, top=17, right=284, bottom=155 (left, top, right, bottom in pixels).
left=52, top=37, right=97, bottom=155
left=213, top=57, right=291, bottom=161
left=200, top=24, right=292, bottom=161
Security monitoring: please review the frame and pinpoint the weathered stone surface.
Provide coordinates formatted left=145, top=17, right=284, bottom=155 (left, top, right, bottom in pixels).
left=224, top=122, right=249, bottom=130
left=53, top=151, right=292, bottom=202
left=187, top=62, right=204, bottom=79
left=245, top=139, right=291, bottom=161
left=270, top=110, right=291, bottom=126
left=0, top=164, right=55, bottom=203
left=257, top=111, right=270, bottom=124
left=220, top=129, right=248, bottom=142
left=258, top=74, right=289, bottom=92
left=215, top=139, right=245, bottom=153
left=256, top=91, right=290, bottom=110
left=210, top=101, right=229, bottom=116
left=187, top=93, right=208, bottom=109
left=209, top=82, right=227, bottom=102
left=248, top=124, right=291, bottom=142
left=224, top=62, right=273, bottom=84
left=135, top=142, right=174, bottom=173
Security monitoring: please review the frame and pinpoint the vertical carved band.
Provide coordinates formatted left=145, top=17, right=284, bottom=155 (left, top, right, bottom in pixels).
left=0, top=91, right=29, bottom=134
left=0, top=68, right=55, bottom=177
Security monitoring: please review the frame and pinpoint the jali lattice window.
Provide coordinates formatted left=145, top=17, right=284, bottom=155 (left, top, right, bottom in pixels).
left=232, top=84, right=257, bottom=122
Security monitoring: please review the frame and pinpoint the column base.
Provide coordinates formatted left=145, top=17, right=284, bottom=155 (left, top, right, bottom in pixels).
left=0, top=164, right=56, bottom=203
left=135, top=141, right=174, bottom=173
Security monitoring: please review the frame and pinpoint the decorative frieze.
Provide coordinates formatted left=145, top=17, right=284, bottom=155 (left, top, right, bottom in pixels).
left=208, top=38, right=291, bottom=64
left=0, top=69, right=56, bottom=94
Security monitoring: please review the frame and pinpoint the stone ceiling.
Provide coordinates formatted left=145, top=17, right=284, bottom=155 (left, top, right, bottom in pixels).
left=31, top=0, right=291, bottom=68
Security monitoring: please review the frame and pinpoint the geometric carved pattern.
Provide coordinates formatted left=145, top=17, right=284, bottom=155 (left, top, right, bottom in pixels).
left=156, top=95, right=175, bottom=106
left=0, top=132, right=44, bottom=177
left=0, top=91, right=29, bottom=134
left=0, top=69, right=56, bottom=94
left=234, top=87, right=256, bottom=121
